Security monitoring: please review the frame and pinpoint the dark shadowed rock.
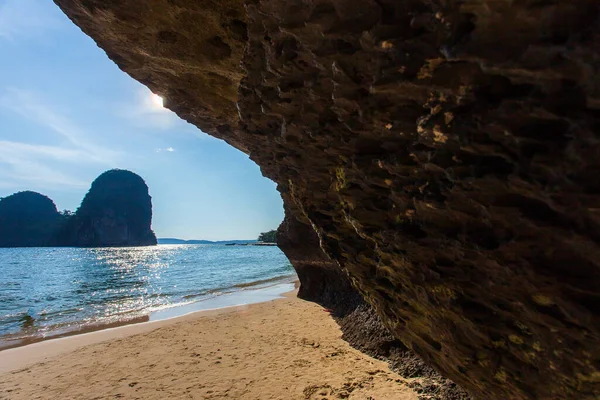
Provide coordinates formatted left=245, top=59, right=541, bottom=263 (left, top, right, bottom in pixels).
left=59, top=169, right=157, bottom=247
left=278, top=207, right=471, bottom=400
left=53, top=1, right=600, bottom=398
left=0, top=191, right=62, bottom=247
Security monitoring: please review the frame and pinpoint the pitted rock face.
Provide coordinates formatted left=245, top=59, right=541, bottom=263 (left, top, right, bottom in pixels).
left=54, top=0, right=600, bottom=399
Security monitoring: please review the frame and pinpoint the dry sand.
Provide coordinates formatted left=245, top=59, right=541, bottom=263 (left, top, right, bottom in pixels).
left=0, top=293, right=418, bottom=399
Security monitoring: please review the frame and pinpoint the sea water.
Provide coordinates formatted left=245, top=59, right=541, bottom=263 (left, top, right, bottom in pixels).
left=0, top=245, right=295, bottom=348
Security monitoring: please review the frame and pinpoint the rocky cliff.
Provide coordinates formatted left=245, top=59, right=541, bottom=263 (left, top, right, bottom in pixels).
left=59, top=169, right=157, bottom=247
left=0, top=191, right=63, bottom=247
left=54, top=1, right=600, bottom=399
left=278, top=205, right=469, bottom=399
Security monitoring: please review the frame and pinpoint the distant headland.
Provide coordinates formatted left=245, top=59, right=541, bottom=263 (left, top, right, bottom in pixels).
left=158, top=230, right=278, bottom=246
left=158, top=238, right=256, bottom=245
left=0, top=169, right=157, bottom=248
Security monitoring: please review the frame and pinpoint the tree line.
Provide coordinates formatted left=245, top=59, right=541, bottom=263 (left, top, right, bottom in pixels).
left=257, top=230, right=277, bottom=243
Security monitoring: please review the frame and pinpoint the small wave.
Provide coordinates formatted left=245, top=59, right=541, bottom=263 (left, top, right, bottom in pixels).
left=180, top=273, right=296, bottom=300
left=233, top=274, right=297, bottom=289
left=145, top=300, right=197, bottom=313
left=38, top=307, right=85, bottom=318
left=182, top=291, right=220, bottom=300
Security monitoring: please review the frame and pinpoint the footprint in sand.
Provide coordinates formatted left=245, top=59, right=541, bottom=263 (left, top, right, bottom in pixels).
left=293, top=359, right=311, bottom=367
left=303, top=384, right=334, bottom=399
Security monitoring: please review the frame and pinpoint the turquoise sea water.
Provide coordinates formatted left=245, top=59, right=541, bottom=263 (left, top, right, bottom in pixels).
left=0, top=245, right=295, bottom=348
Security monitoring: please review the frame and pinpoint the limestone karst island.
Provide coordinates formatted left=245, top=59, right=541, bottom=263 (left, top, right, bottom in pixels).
left=0, top=1, right=599, bottom=400
left=0, top=169, right=157, bottom=248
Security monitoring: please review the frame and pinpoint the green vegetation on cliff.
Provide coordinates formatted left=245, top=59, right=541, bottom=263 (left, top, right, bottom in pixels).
left=0, top=191, right=66, bottom=247
left=257, top=230, right=277, bottom=243
left=58, top=169, right=157, bottom=247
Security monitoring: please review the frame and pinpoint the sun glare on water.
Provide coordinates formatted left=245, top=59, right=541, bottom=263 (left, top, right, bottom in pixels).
left=151, top=93, right=164, bottom=108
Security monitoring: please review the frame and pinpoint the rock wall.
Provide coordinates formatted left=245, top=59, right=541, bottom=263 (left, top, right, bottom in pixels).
left=278, top=207, right=470, bottom=400
left=277, top=205, right=346, bottom=305
left=54, top=1, right=600, bottom=398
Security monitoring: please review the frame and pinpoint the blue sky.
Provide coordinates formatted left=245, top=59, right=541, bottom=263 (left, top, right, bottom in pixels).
left=0, top=0, right=284, bottom=240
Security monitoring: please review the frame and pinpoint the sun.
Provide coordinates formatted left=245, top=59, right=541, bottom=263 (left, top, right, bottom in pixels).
left=151, top=93, right=164, bottom=108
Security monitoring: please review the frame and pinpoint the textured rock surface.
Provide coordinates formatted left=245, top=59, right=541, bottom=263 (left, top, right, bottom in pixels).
left=338, top=302, right=470, bottom=400
left=59, top=169, right=157, bottom=247
left=54, top=0, right=600, bottom=398
left=0, top=191, right=62, bottom=247
left=278, top=208, right=470, bottom=399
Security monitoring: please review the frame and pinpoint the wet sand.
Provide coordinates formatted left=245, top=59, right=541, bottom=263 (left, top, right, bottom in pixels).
left=0, top=292, right=418, bottom=399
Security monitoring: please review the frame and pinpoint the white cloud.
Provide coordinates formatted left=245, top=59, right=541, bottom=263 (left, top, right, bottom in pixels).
left=0, top=0, right=64, bottom=41
left=0, top=88, right=120, bottom=163
left=0, top=142, right=91, bottom=188
left=0, top=88, right=121, bottom=188
left=156, top=147, right=175, bottom=153
left=0, top=140, right=95, bottom=161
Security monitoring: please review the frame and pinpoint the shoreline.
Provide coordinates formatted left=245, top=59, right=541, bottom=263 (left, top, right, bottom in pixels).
left=0, top=278, right=298, bottom=369
left=1, top=290, right=418, bottom=399
left=0, top=244, right=295, bottom=353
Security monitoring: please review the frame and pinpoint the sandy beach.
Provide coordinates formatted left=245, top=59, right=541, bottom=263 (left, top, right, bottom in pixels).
left=0, top=292, right=418, bottom=399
